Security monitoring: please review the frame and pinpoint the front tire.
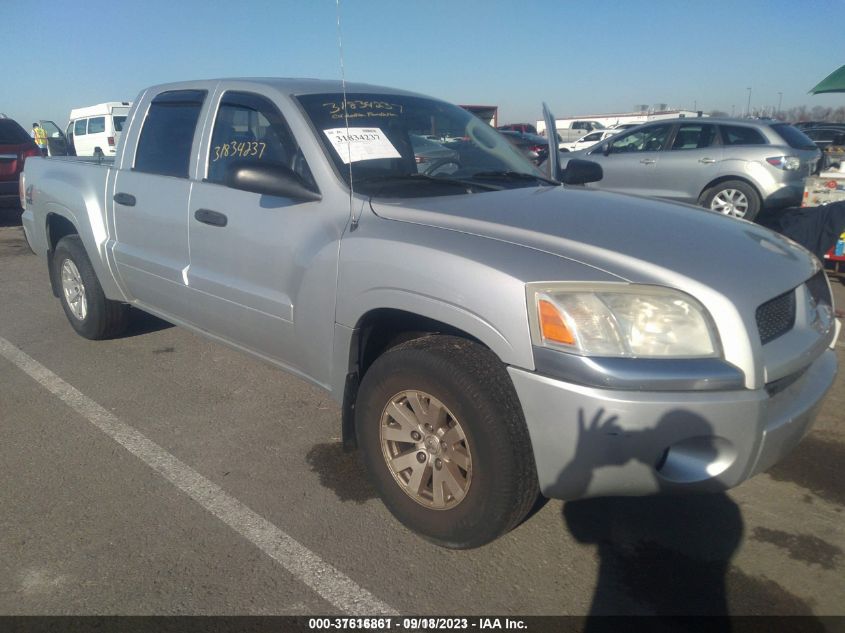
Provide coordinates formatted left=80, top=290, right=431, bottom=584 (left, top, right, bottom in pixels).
left=701, top=180, right=761, bottom=221
left=356, top=335, right=539, bottom=549
left=53, top=235, right=129, bottom=339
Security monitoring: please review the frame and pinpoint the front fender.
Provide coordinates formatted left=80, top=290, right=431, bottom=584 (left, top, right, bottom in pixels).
left=347, top=287, right=518, bottom=366
left=334, top=219, right=571, bottom=378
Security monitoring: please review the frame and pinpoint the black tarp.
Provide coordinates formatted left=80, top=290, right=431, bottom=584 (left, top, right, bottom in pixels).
left=758, top=202, right=845, bottom=260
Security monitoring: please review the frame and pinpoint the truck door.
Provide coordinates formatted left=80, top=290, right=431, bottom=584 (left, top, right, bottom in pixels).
left=111, top=89, right=207, bottom=321
left=186, top=89, right=343, bottom=383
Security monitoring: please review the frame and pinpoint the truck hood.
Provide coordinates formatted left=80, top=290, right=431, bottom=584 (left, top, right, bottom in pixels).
left=369, top=186, right=818, bottom=307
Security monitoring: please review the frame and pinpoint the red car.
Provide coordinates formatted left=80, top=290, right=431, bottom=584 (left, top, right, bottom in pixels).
left=0, top=118, right=40, bottom=205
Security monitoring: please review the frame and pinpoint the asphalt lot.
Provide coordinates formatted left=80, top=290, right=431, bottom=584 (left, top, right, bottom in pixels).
left=1, top=204, right=844, bottom=617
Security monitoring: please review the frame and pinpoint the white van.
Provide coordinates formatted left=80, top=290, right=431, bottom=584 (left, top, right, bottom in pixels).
left=67, top=102, right=131, bottom=157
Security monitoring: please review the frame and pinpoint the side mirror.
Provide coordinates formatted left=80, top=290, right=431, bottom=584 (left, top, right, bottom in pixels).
left=561, top=159, right=603, bottom=185
left=225, top=161, right=321, bottom=201
left=602, top=143, right=612, bottom=156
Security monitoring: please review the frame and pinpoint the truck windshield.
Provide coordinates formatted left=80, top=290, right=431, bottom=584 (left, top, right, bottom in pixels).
left=296, top=93, right=549, bottom=196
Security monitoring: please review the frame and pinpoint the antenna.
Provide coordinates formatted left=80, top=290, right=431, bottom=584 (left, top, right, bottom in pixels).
left=336, top=0, right=359, bottom=229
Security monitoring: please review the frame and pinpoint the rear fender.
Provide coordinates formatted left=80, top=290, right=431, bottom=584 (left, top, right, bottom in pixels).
left=43, top=202, right=125, bottom=302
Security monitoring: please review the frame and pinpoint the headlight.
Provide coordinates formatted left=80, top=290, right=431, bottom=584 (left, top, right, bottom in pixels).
left=526, top=283, right=720, bottom=358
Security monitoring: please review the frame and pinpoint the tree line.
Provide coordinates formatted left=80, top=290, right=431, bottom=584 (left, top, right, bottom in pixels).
left=708, top=105, right=845, bottom=123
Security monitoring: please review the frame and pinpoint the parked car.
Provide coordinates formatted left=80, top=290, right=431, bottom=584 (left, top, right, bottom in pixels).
left=793, top=121, right=842, bottom=131
left=21, top=78, right=838, bottom=548
left=497, top=123, right=537, bottom=134
left=562, top=120, right=606, bottom=132
left=802, top=127, right=845, bottom=171
left=561, top=118, right=820, bottom=220
left=611, top=122, right=645, bottom=131
left=499, top=130, right=549, bottom=164
left=559, top=129, right=620, bottom=152
left=68, top=102, right=131, bottom=157
left=0, top=118, right=40, bottom=204
left=551, top=121, right=609, bottom=143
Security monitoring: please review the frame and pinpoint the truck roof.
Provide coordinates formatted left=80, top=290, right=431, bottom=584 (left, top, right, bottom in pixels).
left=141, top=77, right=431, bottom=99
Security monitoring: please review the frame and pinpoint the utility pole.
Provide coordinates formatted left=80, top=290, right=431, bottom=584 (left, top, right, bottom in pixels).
left=777, top=91, right=783, bottom=116
left=746, top=87, right=752, bottom=117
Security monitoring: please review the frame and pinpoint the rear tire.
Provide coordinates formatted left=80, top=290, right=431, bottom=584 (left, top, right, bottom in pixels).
left=356, top=335, right=539, bottom=549
left=53, top=235, right=129, bottom=339
left=701, top=180, right=761, bottom=221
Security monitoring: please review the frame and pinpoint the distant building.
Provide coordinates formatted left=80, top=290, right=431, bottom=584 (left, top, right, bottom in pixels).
left=461, top=105, right=498, bottom=127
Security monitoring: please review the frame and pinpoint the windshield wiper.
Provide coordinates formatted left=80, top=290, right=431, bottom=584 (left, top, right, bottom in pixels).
left=470, top=171, right=559, bottom=186
left=357, top=173, right=501, bottom=192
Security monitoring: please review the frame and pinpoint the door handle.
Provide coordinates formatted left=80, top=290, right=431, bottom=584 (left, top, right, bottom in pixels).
left=640, top=158, right=656, bottom=165
left=113, top=192, right=136, bottom=206
left=699, top=158, right=716, bottom=164
left=194, top=208, right=228, bottom=227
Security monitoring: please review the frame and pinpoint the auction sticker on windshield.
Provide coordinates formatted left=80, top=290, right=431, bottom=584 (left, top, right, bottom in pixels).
left=323, top=127, right=401, bottom=164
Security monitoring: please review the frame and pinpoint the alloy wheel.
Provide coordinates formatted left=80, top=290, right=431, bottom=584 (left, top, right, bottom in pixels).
left=379, top=390, right=472, bottom=510
left=60, top=259, right=87, bottom=320
left=710, top=188, right=749, bottom=218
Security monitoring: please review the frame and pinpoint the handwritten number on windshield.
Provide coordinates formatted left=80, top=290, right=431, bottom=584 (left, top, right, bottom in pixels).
left=212, top=141, right=266, bottom=162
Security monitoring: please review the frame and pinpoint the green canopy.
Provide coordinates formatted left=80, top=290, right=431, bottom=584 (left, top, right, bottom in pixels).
left=810, top=65, right=845, bottom=94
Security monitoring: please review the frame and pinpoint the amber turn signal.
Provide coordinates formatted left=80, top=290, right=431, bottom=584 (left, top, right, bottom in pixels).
left=538, top=299, right=574, bottom=345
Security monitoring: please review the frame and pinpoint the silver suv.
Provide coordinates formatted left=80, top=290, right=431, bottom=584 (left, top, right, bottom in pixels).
left=565, top=118, right=820, bottom=220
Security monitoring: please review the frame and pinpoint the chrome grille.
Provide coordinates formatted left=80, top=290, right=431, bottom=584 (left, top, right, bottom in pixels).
left=756, top=290, right=795, bottom=345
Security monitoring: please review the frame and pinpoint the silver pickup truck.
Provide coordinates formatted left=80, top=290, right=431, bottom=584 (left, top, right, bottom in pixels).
left=21, top=78, right=839, bottom=549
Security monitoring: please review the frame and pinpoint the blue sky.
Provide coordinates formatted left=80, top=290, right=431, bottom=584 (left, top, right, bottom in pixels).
left=4, top=0, right=845, bottom=128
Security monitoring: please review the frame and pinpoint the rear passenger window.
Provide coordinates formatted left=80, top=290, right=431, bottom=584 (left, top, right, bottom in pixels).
left=207, top=91, right=315, bottom=190
left=670, top=123, right=716, bottom=150
left=88, top=117, right=105, bottom=134
left=720, top=125, right=766, bottom=146
left=134, top=90, right=206, bottom=178
left=74, top=120, right=87, bottom=136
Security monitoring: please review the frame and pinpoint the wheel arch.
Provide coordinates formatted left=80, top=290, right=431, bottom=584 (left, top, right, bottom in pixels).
left=338, top=306, right=512, bottom=451
left=43, top=202, right=125, bottom=302
left=698, top=175, right=762, bottom=206
left=46, top=212, right=81, bottom=297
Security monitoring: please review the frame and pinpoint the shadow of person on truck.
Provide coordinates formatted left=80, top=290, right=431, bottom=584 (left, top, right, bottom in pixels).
left=559, top=409, right=741, bottom=625
left=558, top=408, right=825, bottom=628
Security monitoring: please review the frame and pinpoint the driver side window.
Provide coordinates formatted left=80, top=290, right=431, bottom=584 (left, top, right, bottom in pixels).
left=608, top=124, right=672, bottom=153
left=207, top=91, right=315, bottom=189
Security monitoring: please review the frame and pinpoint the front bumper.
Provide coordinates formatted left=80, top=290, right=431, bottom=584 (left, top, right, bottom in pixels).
left=509, top=348, right=837, bottom=500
